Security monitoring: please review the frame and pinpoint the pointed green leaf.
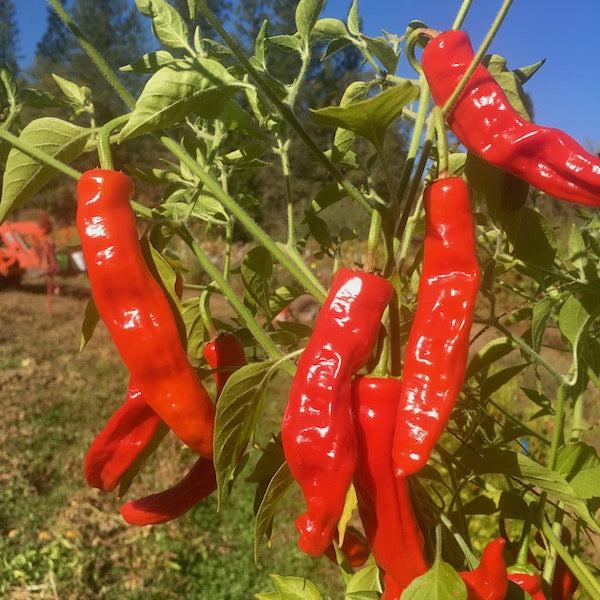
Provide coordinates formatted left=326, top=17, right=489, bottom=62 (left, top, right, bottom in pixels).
left=79, top=297, right=100, bottom=352
left=295, top=0, right=326, bottom=39
left=254, top=461, right=294, bottom=563
left=52, top=74, right=90, bottom=106
left=0, top=117, right=90, bottom=222
left=345, top=560, right=381, bottom=598
left=362, top=35, right=399, bottom=74
left=310, top=82, right=418, bottom=151
left=481, top=364, right=529, bottom=400
left=555, top=442, right=600, bottom=499
left=469, top=448, right=600, bottom=533
left=215, top=360, right=276, bottom=507
left=271, top=574, right=323, bottom=600
left=120, top=50, right=176, bottom=73
left=241, top=246, right=273, bottom=317
left=568, top=223, right=588, bottom=278
left=513, top=59, right=545, bottom=85
left=401, top=561, right=467, bottom=600
left=119, top=59, right=244, bottom=141
left=18, top=88, right=68, bottom=110
left=558, top=294, right=591, bottom=349
left=347, top=0, right=360, bottom=36
left=144, top=0, right=189, bottom=49
left=312, top=18, right=350, bottom=41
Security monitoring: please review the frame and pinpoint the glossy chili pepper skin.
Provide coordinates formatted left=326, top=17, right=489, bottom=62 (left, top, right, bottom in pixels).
left=381, top=573, right=404, bottom=600
left=77, top=169, right=215, bottom=458
left=352, top=377, right=429, bottom=588
left=459, top=538, right=508, bottom=600
left=508, top=572, right=547, bottom=599
left=84, top=383, right=161, bottom=492
left=392, top=178, right=480, bottom=477
left=203, top=333, right=247, bottom=395
left=282, top=268, right=392, bottom=557
left=120, top=457, right=217, bottom=525
left=120, top=332, right=247, bottom=525
left=422, top=30, right=600, bottom=206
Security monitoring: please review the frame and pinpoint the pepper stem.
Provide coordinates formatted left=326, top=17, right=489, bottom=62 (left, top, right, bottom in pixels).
left=98, top=115, right=129, bottom=170
left=451, top=0, right=475, bottom=29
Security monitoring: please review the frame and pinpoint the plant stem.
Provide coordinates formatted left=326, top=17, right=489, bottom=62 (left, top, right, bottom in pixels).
left=276, top=139, right=295, bottom=248
left=46, top=0, right=136, bottom=111
left=442, top=0, right=514, bottom=116
left=195, top=0, right=372, bottom=216
left=160, top=135, right=327, bottom=302
left=570, top=390, right=584, bottom=442
left=432, top=107, right=449, bottom=177
left=176, top=226, right=294, bottom=376
left=98, top=115, right=129, bottom=170
left=0, top=127, right=81, bottom=180
left=365, top=208, right=383, bottom=272
left=451, top=0, right=475, bottom=29
left=540, top=518, right=600, bottom=599
left=547, top=385, right=565, bottom=471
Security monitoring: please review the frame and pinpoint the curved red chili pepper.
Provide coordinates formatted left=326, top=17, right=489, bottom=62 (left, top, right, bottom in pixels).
left=392, top=177, right=480, bottom=477
left=77, top=169, right=215, bottom=458
left=120, top=457, right=217, bottom=525
left=421, top=30, right=600, bottom=206
left=459, top=538, right=508, bottom=600
left=84, top=383, right=162, bottom=492
left=282, top=268, right=392, bottom=556
left=352, top=376, right=429, bottom=588
left=119, top=333, right=246, bottom=525
left=508, top=572, right=547, bottom=599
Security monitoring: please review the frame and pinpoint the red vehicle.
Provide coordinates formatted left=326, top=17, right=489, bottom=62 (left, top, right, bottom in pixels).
left=0, top=221, right=48, bottom=283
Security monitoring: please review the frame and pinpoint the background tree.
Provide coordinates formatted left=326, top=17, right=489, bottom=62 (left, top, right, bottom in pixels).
left=0, top=0, right=19, bottom=75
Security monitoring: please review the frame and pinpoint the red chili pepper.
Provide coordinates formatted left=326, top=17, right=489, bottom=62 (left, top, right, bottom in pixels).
left=84, top=383, right=162, bottom=492
left=77, top=169, right=215, bottom=458
left=282, top=268, right=392, bottom=556
left=381, top=573, right=405, bottom=600
left=352, top=376, right=429, bottom=588
left=421, top=30, right=600, bottom=206
left=203, top=332, right=247, bottom=395
left=323, top=527, right=370, bottom=568
left=459, top=538, right=508, bottom=600
left=120, top=457, right=217, bottom=525
left=508, top=572, right=547, bottom=599
left=552, top=558, right=578, bottom=600
left=392, top=177, right=480, bottom=477
left=119, top=333, right=246, bottom=525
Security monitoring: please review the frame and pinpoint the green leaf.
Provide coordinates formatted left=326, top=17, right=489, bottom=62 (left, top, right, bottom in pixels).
left=220, top=100, right=267, bottom=139
left=568, top=223, right=588, bottom=279
left=181, top=296, right=206, bottom=359
left=269, top=35, right=303, bottom=53
left=120, top=50, right=176, bottom=73
left=18, top=88, right=68, bottom=110
left=362, top=35, right=399, bottom=73
left=79, top=298, right=100, bottom=352
left=466, top=337, right=514, bottom=380
left=531, top=297, right=557, bottom=353
left=504, top=207, right=557, bottom=271
left=119, top=59, right=244, bottom=141
left=312, top=18, right=350, bottom=41
left=295, top=0, right=326, bottom=39
left=268, top=284, right=304, bottom=317
left=271, top=574, right=323, bottom=600
left=52, top=74, right=90, bottom=106
left=0, top=117, right=90, bottom=222
left=347, top=0, right=360, bottom=36
left=305, top=213, right=332, bottom=248
left=254, top=462, right=294, bottom=563
left=215, top=360, right=276, bottom=508
left=310, top=82, right=418, bottom=151
left=555, top=442, right=600, bottom=499
left=513, top=59, right=545, bottom=85
left=241, top=247, right=273, bottom=317
left=337, top=484, right=358, bottom=546
left=345, top=560, right=381, bottom=598
left=558, top=294, right=592, bottom=350
left=401, top=561, right=467, bottom=600
left=481, top=364, right=529, bottom=400
left=469, top=448, right=600, bottom=533
left=256, top=593, right=280, bottom=600
left=144, top=0, right=189, bottom=49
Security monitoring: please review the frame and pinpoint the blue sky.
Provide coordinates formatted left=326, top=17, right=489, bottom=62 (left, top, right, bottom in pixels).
left=15, top=0, right=600, bottom=148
